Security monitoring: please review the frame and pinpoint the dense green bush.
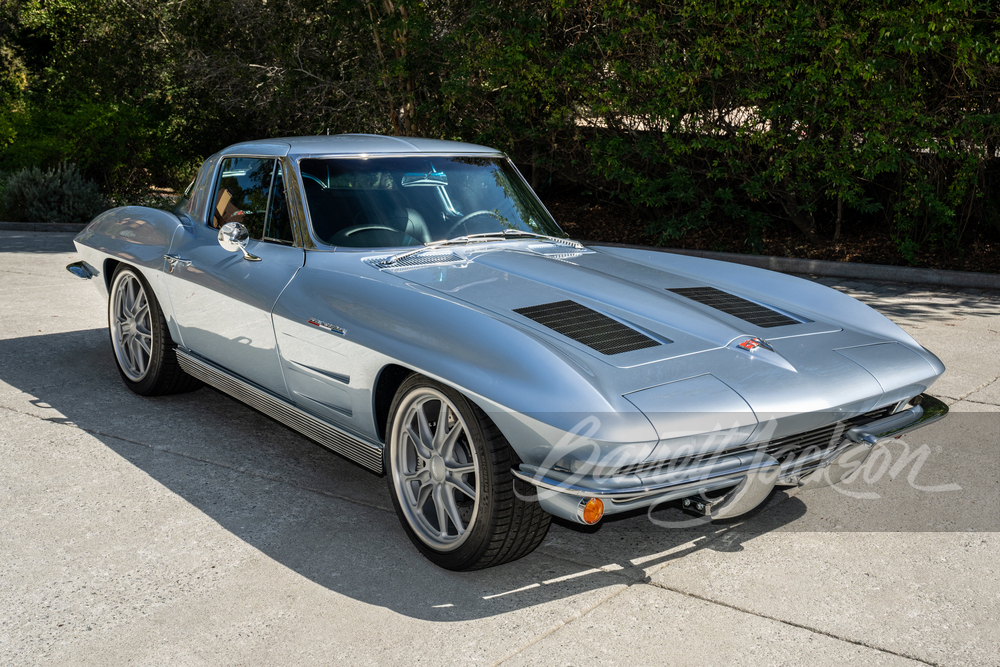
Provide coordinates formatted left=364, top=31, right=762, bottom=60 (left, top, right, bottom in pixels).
left=429, top=1, right=999, bottom=261
left=3, top=163, right=107, bottom=224
left=1, top=0, right=997, bottom=262
left=0, top=0, right=199, bottom=196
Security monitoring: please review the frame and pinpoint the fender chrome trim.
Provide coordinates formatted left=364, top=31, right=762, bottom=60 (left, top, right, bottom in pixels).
left=175, top=348, right=383, bottom=472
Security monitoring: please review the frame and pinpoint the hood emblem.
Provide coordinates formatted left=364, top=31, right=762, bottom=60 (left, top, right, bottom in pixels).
left=738, top=337, right=774, bottom=353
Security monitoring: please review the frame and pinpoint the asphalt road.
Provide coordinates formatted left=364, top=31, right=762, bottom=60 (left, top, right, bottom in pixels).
left=2, top=231, right=998, bottom=666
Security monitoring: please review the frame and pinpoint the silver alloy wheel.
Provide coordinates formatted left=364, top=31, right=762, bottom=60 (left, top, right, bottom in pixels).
left=110, top=271, right=153, bottom=382
left=389, top=387, right=480, bottom=551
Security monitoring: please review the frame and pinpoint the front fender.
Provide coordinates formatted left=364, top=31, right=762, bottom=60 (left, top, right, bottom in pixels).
left=273, top=258, right=658, bottom=465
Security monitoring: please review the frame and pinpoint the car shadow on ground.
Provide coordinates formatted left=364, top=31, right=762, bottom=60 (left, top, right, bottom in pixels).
left=1, top=328, right=812, bottom=621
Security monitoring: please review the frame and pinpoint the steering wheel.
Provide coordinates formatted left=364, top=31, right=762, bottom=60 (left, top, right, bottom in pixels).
left=329, top=224, right=403, bottom=245
left=444, top=210, right=500, bottom=238
left=302, top=173, right=327, bottom=189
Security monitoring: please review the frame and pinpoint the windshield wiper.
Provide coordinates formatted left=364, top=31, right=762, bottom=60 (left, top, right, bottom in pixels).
left=383, top=230, right=584, bottom=266
left=482, top=229, right=585, bottom=248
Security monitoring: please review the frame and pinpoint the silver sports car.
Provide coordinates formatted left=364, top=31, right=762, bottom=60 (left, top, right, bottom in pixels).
left=68, top=135, right=948, bottom=570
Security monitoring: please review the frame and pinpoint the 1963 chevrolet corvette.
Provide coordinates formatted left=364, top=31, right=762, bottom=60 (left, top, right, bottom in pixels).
left=68, top=135, right=948, bottom=570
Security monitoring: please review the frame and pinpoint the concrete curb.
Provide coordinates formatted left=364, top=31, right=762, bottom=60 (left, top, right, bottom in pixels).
left=587, top=241, right=1000, bottom=290
left=0, top=221, right=86, bottom=233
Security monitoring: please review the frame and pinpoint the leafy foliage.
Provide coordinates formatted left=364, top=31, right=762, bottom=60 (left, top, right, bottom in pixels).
left=3, top=163, right=107, bottom=224
left=431, top=1, right=999, bottom=260
left=0, top=0, right=997, bottom=261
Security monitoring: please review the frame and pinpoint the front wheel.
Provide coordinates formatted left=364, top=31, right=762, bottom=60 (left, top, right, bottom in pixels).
left=385, top=375, right=550, bottom=570
left=108, top=265, right=202, bottom=396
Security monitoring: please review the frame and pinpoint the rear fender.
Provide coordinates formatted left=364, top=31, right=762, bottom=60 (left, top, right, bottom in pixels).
left=73, top=207, right=185, bottom=342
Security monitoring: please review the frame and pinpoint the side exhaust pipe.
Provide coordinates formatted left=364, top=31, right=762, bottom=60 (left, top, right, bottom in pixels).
left=682, top=453, right=781, bottom=520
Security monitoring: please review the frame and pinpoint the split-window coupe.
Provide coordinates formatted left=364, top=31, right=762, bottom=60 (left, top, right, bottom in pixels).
left=68, top=135, right=948, bottom=570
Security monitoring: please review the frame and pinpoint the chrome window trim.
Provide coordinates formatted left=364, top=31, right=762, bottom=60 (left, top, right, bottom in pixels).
left=292, top=152, right=506, bottom=160
left=279, top=155, right=314, bottom=249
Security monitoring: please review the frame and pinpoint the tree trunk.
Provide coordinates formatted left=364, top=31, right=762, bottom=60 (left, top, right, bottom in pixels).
left=833, top=195, right=842, bottom=241
left=531, top=146, right=539, bottom=191
left=780, top=186, right=820, bottom=242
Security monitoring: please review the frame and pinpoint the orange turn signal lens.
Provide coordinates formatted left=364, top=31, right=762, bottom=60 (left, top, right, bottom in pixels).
left=581, top=498, right=604, bottom=525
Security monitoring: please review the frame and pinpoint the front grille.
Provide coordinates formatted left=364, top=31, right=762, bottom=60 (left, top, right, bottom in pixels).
left=614, top=405, right=897, bottom=477
left=763, top=422, right=847, bottom=463
left=366, top=252, right=464, bottom=269
left=765, top=405, right=895, bottom=463
left=667, top=286, right=800, bottom=328
left=514, top=300, right=664, bottom=355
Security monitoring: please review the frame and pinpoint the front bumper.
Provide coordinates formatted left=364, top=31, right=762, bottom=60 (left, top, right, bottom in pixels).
left=513, top=394, right=949, bottom=523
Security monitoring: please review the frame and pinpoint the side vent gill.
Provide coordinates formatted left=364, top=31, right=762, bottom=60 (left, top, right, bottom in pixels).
left=667, top=287, right=800, bottom=328
left=514, top=300, right=663, bottom=355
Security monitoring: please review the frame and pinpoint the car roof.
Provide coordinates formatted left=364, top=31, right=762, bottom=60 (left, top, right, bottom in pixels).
left=217, top=134, right=501, bottom=158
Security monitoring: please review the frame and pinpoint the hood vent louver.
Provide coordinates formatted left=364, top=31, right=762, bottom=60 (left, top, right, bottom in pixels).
left=514, top=300, right=663, bottom=355
left=667, top=287, right=799, bottom=328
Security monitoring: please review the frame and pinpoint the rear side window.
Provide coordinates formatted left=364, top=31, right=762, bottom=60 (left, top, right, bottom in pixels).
left=176, top=155, right=220, bottom=222
left=212, top=157, right=295, bottom=245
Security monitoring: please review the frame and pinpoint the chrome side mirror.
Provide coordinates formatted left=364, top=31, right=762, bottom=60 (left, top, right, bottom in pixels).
left=218, top=221, right=261, bottom=261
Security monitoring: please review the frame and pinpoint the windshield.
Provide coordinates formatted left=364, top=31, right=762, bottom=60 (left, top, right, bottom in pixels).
left=299, top=156, right=565, bottom=248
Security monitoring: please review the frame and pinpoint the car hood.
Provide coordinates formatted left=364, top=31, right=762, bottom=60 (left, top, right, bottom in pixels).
left=385, top=242, right=939, bottom=421
left=399, top=243, right=838, bottom=367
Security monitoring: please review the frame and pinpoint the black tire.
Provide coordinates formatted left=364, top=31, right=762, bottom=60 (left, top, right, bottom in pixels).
left=108, top=264, right=202, bottom=396
left=385, top=374, right=551, bottom=570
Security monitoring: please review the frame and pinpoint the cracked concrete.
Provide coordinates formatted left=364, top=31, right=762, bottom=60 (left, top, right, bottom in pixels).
left=1, top=231, right=998, bottom=666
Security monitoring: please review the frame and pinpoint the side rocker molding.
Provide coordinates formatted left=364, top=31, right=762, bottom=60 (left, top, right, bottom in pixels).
left=175, top=348, right=384, bottom=472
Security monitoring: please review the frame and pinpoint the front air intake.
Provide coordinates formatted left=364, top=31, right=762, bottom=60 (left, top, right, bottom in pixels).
left=514, top=300, right=663, bottom=355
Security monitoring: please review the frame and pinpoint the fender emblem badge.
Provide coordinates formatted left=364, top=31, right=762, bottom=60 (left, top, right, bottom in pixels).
left=738, top=337, right=774, bottom=352
left=308, top=319, right=346, bottom=335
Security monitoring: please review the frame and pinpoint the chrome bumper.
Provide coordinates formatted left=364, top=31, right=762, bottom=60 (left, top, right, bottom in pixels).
left=788, top=394, right=949, bottom=489
left=514, top=394, right=949, bottom=524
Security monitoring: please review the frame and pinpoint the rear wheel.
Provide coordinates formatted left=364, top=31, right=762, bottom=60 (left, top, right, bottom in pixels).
left=385, top=375, right=551, bottom=570
left=108, top=265, right=202, bottom=396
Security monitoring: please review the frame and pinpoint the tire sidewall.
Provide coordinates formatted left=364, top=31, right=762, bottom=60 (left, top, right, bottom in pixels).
left=385, top=375, right=499, bottom=571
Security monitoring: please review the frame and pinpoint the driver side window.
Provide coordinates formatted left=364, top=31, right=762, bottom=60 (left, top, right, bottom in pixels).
left=212, top=157, right=294, bottom=245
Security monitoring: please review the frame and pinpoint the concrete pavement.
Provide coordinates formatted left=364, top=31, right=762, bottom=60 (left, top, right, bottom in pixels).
left=1, top=231, right=997, bottom=666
